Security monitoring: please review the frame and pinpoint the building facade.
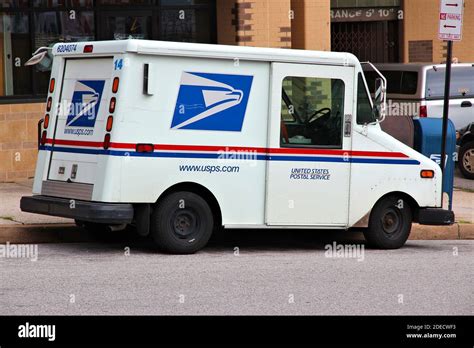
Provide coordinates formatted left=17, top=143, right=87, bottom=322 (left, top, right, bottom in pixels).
left=1, top=0, right=473, bottom=182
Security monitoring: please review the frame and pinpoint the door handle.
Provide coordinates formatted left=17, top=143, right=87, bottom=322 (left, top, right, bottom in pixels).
left=37, top=118, right=44, bottom=150
left=461, top=101, right=472, bottom=107
left=344, top=114, right=351, bottom=137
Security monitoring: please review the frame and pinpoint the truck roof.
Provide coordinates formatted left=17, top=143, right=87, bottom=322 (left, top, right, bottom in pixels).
left=52, top=39, right=359, bottom=67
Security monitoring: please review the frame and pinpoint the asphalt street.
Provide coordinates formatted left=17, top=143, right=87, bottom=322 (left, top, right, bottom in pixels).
left=0, top=230, right=472, bottom=315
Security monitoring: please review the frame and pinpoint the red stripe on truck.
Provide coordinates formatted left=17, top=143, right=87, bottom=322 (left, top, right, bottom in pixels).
left=45, top=138, right=409, bottom=158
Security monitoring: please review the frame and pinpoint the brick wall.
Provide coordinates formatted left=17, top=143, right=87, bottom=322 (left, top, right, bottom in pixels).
left=216, top=0, right=237, bottom=45
left=0, top=103, right=44, bottom=182
left=291, top=0, right=331, bottom=51
left=403, top=0, right=474, bottom=63
left=408, top=40, right=433, bottom=62
left=217, top=0, right=329, bottom=51
left=403, top=0, right=445, bottom=63
left=217, top=0, right=293, bottom=48
left=252, top=0, right=292, bottom=48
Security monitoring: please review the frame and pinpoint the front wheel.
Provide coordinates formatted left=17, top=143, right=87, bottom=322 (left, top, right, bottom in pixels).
left=458, top=141, right=474, bottom=180
left=364, top=195, right=412, bottom=249
left=151, top=191, right=213, bottom=254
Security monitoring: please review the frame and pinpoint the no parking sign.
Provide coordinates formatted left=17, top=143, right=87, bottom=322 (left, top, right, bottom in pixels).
left=439, top=0, right=464, bottom=41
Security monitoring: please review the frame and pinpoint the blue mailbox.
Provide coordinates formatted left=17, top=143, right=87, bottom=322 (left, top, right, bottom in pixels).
left=413, top=118, right=456, bottom=210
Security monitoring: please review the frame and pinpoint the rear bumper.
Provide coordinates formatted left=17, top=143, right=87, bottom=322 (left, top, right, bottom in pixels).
left=20, top=195, right=134, bottom=224
left=417, top=208, right=455, bottom=226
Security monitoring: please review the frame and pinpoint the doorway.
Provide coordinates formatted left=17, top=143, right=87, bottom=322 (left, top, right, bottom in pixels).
left=331, top=20, right=400, bottom=63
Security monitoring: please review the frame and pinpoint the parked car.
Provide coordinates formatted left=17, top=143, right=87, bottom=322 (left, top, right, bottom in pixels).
left=363, top=63, right=474, bottom=131
left=457, top=123, right=474, bottom=179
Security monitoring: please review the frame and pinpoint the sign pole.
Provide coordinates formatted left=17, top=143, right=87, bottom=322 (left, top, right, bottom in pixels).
left=438, top=0, right=463, bottom=209
left=440, top=40, right=453, bottom=208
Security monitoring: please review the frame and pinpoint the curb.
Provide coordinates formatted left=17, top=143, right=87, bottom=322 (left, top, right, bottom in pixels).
left=409, top=223, right=460, bottom=240
left=0, top=222, right=473, bottom=244
left=0, top=224, right=93, bottom=244
left=459, top=223, right=474, bottom=239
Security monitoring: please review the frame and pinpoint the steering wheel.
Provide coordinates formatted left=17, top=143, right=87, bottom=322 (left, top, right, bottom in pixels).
left=307, top=108, right=331, bottom=126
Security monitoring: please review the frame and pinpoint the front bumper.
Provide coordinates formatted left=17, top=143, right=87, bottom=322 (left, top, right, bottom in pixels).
left=20, top=195, right=134, bottom=224
left=417, top=208, right=455, bottom=226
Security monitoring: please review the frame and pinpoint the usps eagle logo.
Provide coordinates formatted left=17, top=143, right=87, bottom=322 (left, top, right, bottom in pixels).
left=171, top=72, right=253, bottom=131
left=66, top=80, right=105, bottom=127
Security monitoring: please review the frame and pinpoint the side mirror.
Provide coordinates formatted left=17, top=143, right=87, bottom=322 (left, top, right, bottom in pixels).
left=373, top=77, right=387, bottom=121
left=25, top=47, right=53, bottom=72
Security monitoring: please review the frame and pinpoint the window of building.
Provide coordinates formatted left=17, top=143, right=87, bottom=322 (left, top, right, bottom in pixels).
left=101, top=14, right=151, bottom=40
left=98, top=0, right=153, bottom=5
left=1, top=0, right=29, bottom=8
left=0, top=0, right=216, bottom=101
left=0, top=12, right=32, bottom=96
left=160, top=7, right=212, bottom=43
left=280, top=76, right=345, bottom=148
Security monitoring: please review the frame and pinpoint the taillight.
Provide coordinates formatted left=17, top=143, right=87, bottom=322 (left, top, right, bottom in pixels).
left=83, top=45, right=93, bottom=53
left=419, top=105, right=427, bottom=118
left=46, top=97, right=52, bottom=111
left=40, top=130, right=47, bottom=146
left=49, top=78, right=55, bottom=93
left=103, top=133, right=111, bottom=149
left=136, top=143, right=154, bottom=153
left=109, top=97, right=116, bottom=113
left=44, top=114, right=50, bottom=129
left=112, top=77, right=119, bottom=93
left=106, top=115, right=113, bottom=132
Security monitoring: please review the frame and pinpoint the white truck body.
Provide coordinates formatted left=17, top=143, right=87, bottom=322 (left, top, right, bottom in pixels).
left=21, top=40, right=454, bottom=252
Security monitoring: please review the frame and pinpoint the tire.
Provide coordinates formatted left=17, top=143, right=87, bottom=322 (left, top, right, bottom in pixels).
left=364, top=195, right=412, bottom=249
left=458, top=141, right=474, bottom=180
left=151, top=191, right=214, bottom=254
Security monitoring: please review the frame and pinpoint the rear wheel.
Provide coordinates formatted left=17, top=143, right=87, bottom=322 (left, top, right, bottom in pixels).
left=364, top=195, right=412, bottom=249
left=458, top=141, right=474, bottom=180
left=151, top=191, right=213, bottom=254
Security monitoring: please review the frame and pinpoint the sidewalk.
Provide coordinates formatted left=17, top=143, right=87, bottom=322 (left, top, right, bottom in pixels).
left=0, top=178, right=473, bottom=243
left=0, top=180, right=71, bottom=226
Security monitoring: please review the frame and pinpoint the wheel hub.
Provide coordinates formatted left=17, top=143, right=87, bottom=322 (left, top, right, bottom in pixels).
left=381, top=209, right=400, bottom=234
left=172, top=210, right=197, bottom=238
left=463, top=149, right=474, bottom=173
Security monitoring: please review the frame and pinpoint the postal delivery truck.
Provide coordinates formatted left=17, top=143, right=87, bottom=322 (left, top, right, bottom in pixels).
left=21, top=40, right=454, bottom=253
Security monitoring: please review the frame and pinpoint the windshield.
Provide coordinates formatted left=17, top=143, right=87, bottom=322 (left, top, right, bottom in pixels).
left=357, top=73, right=375, bottom=124
left=426, top=66, right=474, bottom=99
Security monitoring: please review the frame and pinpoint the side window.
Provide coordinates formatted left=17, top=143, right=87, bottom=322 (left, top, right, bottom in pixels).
left=357, top=73, right=375, bottom=125
left=383, top=71, right=402, bottom=94
left=280, top=76, right=344, bottom=148
left=401, top=72, right=418, bottom=95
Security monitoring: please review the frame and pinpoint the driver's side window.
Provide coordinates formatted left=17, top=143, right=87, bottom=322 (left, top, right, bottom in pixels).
left=280, top=76, right=345, bottom=148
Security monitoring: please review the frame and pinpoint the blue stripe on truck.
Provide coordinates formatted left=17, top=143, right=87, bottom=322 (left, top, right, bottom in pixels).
left=40, top=145, right=420, bottom=165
